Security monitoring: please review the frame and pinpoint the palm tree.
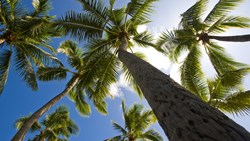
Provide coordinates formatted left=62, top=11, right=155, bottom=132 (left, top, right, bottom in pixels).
left=55, top=0, right=250, bottom=140
left=15, top=105, right=79, bottom=141
left=156, top=0, right=250, bottom=98
left=182, top=65, right=250, bottom=116
left=0, top=0, right=62, bottom=94
left=12, top=40, right=112, bottom=141
left=105, top=100, right=163, bottom=141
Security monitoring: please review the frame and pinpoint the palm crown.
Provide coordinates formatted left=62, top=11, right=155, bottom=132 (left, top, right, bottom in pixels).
left=105, top=100, right=163, bottom=141
left=15, top=105, right=79, bottom=141
left=0, top=0, right=62, bottom=94
left=156, top=0, right=250, bottom=98
left=55, top=0, right=158, bottom=98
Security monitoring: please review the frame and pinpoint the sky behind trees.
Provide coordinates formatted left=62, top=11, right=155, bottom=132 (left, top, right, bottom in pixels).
left=1, top=0, right=250, bottom=140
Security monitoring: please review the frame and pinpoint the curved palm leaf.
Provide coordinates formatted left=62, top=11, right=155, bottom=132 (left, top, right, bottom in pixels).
left=0, top=49, right=11, bottom=94
left=31, top=0, right=52, bottom=17
left=204, top=0, right=244, bottom=24
left=14, top=48, right=38, bottom=91
left=36, top=67, right=67, bottom=81
left=140, top=129, right=163, bottom=141
left=180, top=47, right=209, bottom=100
left=217, top=91, right=250, bottom=116
left=68, top=89, right=91, bottom=116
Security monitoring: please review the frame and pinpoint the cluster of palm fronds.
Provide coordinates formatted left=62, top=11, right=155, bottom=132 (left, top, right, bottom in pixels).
left=1, top=0, right=250, bottom=140
left=157, top=0, right=250, bottom=116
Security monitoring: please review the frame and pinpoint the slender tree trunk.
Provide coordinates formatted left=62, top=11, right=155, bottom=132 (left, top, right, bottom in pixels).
left=118, top=37, right=250, bottom=141
left=208, top=34, right=250, bottom=42
left=11, top=77, right=79, bottom=141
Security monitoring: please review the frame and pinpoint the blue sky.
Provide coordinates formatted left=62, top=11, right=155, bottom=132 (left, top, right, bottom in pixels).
left=1, top=0, right=250, bottom=141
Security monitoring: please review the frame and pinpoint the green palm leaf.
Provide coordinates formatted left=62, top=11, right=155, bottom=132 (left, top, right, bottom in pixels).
left=180, top=0, right=207, bottom=30
left=31, top=0, right=51, bottom=17
left=204, top=0, right=244, bottom=24
left=206, top=42, right=247, bottom=75
left=77, top=0, right=108, bottom=23
left=180, top=46, right=209, bottom=100
left=94, top=53, right=119, bottom=98
left=17, top=43, right=62, bottom=67
left=36, top=67, right=67, bottom=81
left=14, top=48, right=38, bottom=91
left=58, top=40, right=83, bottom=69
left=55, top=11, right=106, bottom=41
left=111, top=121, right=127, bottom=136
left=126, top=0, right=157, bottom=24
left=140, top=129, right=163, bottom=141
left=217, top=91, right=250, bottom=116
left=132, top=31, right=155, bottom=48
left=207, top=16, right=250, bottom=34
left=219, top=67, right=250, bottom=87
left=0, top=49, right=11, bottom=94
left=104, top=135, right=124, bottom=141
left=68, top=89, right=91, bottom=116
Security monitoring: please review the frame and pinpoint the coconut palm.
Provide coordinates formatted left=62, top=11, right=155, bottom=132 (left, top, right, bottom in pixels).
left=12, top=40, right=112, bottom=141
left=0, top=0, right=62, bottom=94
left=15, top=105, right=79, bottom=141
left=105, top=100, right=163, bottom=141
left=156, top=0, right=250, bottom=98
left=54, top=0, right=250, bottom=140
left=182, top=65, right=250, bottom=116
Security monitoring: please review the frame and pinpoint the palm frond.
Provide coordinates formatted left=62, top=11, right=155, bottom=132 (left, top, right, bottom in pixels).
left=217, top=91, right=250, bottom=116
left=132, top=31, right=155, bottom=48
left=77, top=0, right=109, bottom=23
left=104, top=135, right=124, bottom=141
left=158, top=29, right=195, bottom=62
left=180, top=0, right=207, bottom=30
left=180, top=46, right=209, bottom=101
left=58, top=40, right=83, bottom=69
left=204, top=0, right=244, bottom=24
left=16, top=43, right=62, bottom=67
left=68, top=89, right=91, bottom=116
left=14, top=48, right=38, bottom=91
left=207, top=16, right=250, bottom=34
left=109, top=7, right=126, bottom=29
left=55, top=11, right=105, bottom=41
left=36, top=67, right=67, bottom=81
left=111, top=121, right=127, bottom=135
left=31, top=0, right=51, bottom=17
left=140, top=129, right=163, bottom=141
left=219, top=67, right=250, bottom=88
left=0, top=49, right=11, bottom=94
left=206, top=42, right=247, bottom=75
left=155, top=30, right=175, bottom=54
left=93, top=99, right=108, bottom=115
left=127, top=0, right=157, bottom=24
left=94, top=53, right=119, bottom=99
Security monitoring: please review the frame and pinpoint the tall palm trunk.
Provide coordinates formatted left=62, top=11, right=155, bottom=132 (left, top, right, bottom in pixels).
left=118, top=36, right=250, bottom=141
left=11, top=77, right=79, bottom=141
left=208, top=34, right=250, bottom=42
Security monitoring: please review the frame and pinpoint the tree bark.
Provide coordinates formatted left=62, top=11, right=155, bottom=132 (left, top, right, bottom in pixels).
left=118, top=49, right=250, bottom=141
left=208, top=34, right=250, bottom=42
left=11, top=77, right=79, bottom=141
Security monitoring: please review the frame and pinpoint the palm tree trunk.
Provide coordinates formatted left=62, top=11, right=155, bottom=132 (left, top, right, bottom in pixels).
left=11, top=77, right=79, bottom=141
left=208, top=34, right=250, bottom=42
left=118, top=37, right=250, bottom=141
